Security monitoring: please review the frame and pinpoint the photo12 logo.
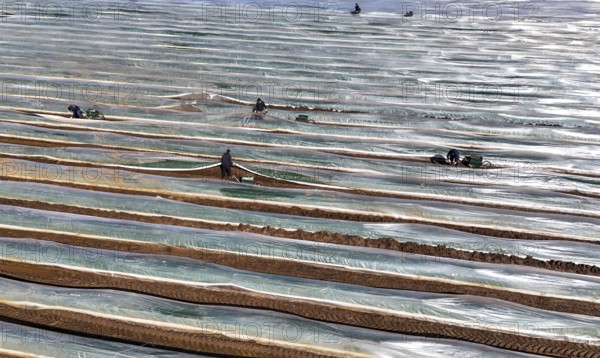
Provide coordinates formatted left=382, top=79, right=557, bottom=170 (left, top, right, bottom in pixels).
left=400, top=1, right=539, bottom=23
left=400, top=81, right=539, bottom=104
left=0, top=80, right=138, bottom=105
left=0, top=1, right=140, bottom=23
left=197, top=1, right=339, bottom=23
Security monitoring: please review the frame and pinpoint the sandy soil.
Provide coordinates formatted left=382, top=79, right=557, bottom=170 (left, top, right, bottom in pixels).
left=1, top=199, right=598, bottom=277
left=1, top=227, right=599, bottom=318
left=0, top=122, right=478, bottom=164
left=3, top=123, right=600, bottom=357
left=1, top=142, right=597, bottom=221
left=1, top=260, right=599, bottom=358
left=0, top=171, right=596, bottom=250
left=0, top=350, right=41, bottom=358
left=0, top=301, right=344, bottom=358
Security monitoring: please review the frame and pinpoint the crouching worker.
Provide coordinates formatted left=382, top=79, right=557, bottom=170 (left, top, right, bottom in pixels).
left=221, top=149, right=233, bottom=179
left=446, top=148, right=460, bottom=165
left=67, top=105, right=84, bottom=118
left=252, top=98, right=267, bottom=113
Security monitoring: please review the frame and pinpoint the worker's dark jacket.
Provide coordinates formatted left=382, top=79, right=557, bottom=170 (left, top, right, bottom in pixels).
left=69, top=105, right=84, bottom=118
left=255, top=101, right=266, bottom=112
left=447, top=149, right=460, bottom=160
left=221, top=152, right=233, bottom=168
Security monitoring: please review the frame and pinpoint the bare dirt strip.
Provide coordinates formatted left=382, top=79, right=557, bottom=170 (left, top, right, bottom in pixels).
left=0, top=119, right=404, bottom=161
left=0, top=135, right=370, bottom=173
left=0, top=350, right=41, bottom=358
left=1, top=200, right=598, bottom=277
left=0, top=228, right=598, bottom=318
left=0, top=302, right=348, bottom=358
left=0, top=259, right=599, bottom=358
left=1, top=153, right=598, bottom=220
left=5, top=117, right=600, bottom=184
left=0, top=171, right=597, bottom=247
left=0, top=121, right=480, bottom=163
left=0, top=154, right=311, bottom=190
left=3, top=131, right=597, bottom=204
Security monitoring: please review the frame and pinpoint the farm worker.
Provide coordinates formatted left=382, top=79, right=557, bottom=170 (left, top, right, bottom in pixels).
left=67, top=105, right=84, bottom=118
left=252, top=98, right=267, bottom=113
left=446, top=149, right=460, bottom=165
left=221, top=149, right=233, bottom=179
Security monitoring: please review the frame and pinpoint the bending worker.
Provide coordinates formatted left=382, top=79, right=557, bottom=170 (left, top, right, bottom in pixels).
left=252, top=98, right=267, bottom=113
left=67, top=105, right=84, bottom=118
left=221, top=149, right=233, bottom=179
left=446, top=148, right=460, bottom=165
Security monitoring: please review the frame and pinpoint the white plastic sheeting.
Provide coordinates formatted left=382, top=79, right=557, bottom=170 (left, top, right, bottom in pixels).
left=4, top=203, right=600, bottom=267
left=0, top=0, right=598, bottom=121
left=1, top=0, right=599, bottom=355
left=0, top=320, right=206, bottom=357
left=9, top=111, right=600, bottom=166
left=2, top=206, right=600, bottom=302
left=0, top=182, right=600, bottom=265
left=2, top=237, right=600, bottom=344
left=0, top=277, right=544, bottom=357
left=1, top=139, right=600, bottom=214
left=0, top=142, right=215, bottom=169
left=1, top=164, right=599, bottom=240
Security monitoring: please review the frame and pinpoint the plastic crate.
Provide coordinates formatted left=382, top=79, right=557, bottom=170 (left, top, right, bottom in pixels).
left=469, top=155, right=483, bottom=167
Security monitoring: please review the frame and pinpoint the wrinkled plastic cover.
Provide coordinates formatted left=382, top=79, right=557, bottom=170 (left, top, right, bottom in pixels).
left=0, top=320, right=206, bottom=357
left=0, top=276, right=544, bottom=358
left=2, top=190, right=600, bottom=268
left=1, top=236, right=600, bottom=344
left=3, top=204, right=600, bottom=301
left=0, top=165, right=599, bottom=241
left=1, top=125, right=599, bottom=213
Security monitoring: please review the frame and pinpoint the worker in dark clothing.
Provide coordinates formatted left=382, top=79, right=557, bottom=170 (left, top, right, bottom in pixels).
left=252, top=98, right=267, bottom=113
left=68, top=105, right=84, bottom=118
left=447, top=149, right=460, bottom=165
left=221, top=149, right=233, bottom=179
left=354, top=3, right=361, bottom=13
